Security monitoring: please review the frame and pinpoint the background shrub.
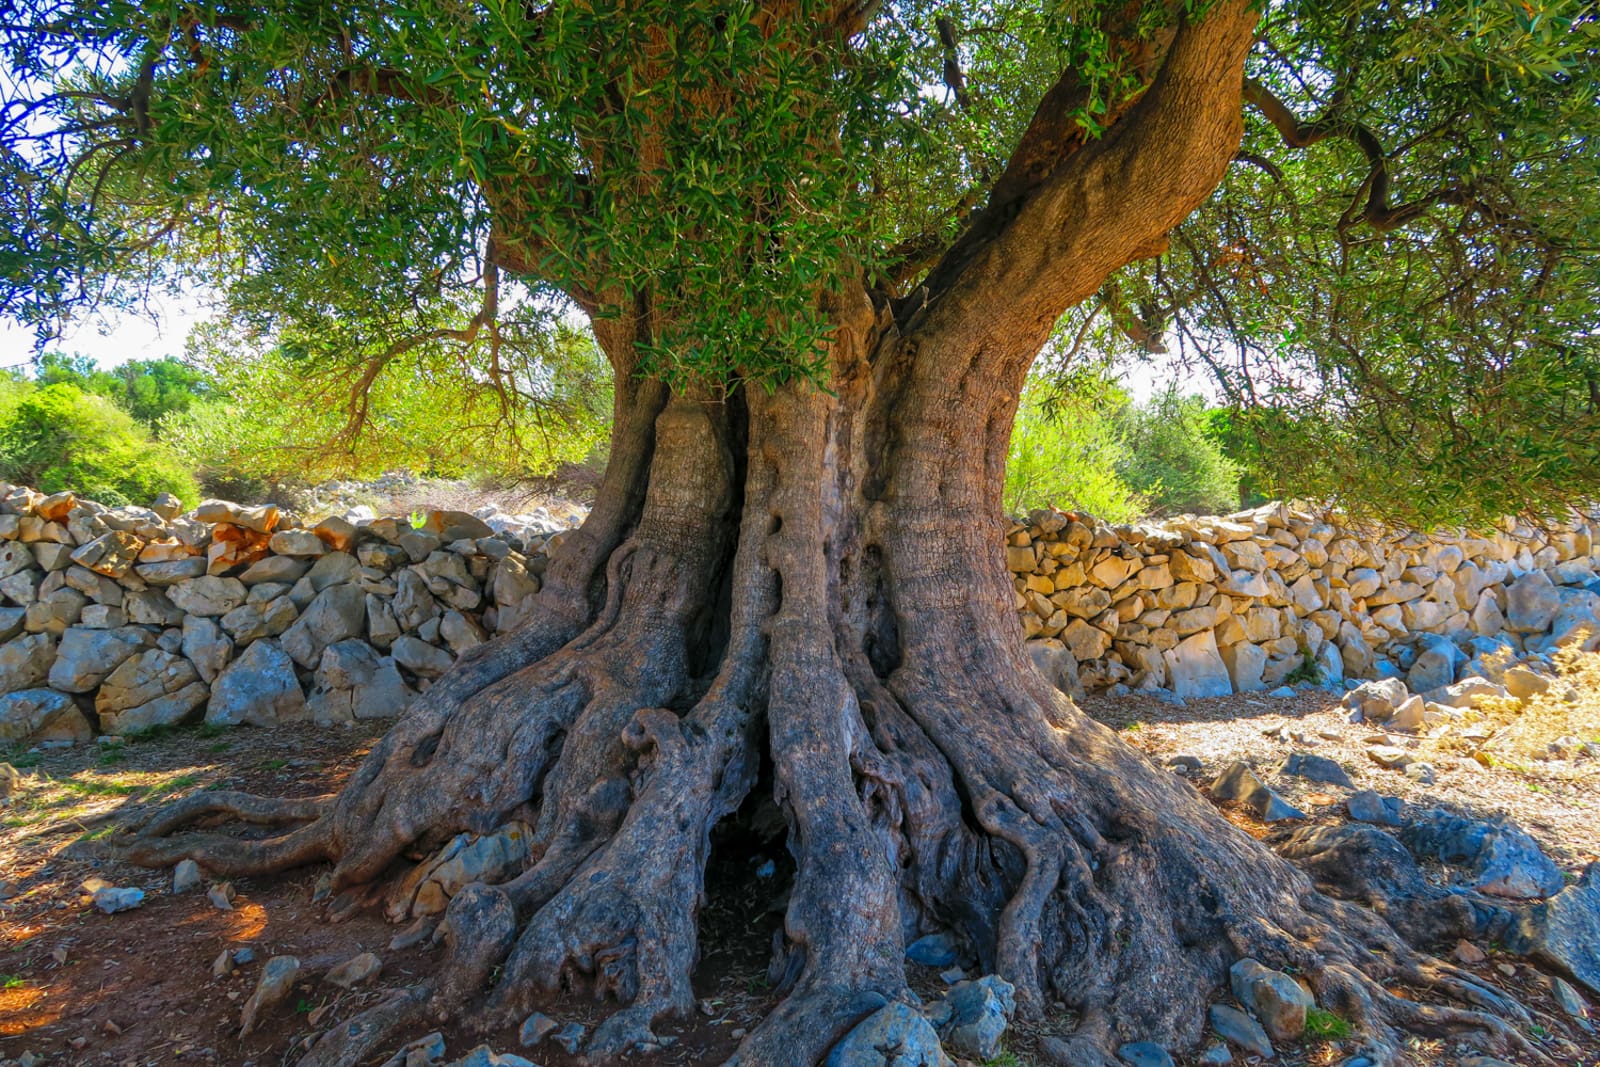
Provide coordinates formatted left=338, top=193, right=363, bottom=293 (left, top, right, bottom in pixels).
left=0, top=379, right=201, bottom=507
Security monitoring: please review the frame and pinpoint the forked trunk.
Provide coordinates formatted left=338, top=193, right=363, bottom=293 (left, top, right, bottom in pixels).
left=114, top=282, right=1541, bottom=1067
left=108, top=7, right=1545, bottom=1060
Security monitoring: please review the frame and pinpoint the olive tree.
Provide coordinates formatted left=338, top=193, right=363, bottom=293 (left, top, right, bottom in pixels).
left=3, top=2, right=1597, bottom=1065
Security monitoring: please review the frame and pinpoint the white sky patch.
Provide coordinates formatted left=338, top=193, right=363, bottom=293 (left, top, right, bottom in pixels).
left=0, top=293, right=210, bottom=372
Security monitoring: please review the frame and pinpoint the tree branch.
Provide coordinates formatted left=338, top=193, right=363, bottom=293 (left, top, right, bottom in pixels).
left=905, top=1, right=1261, bottom=359
left=1242, top=77, right=1487, bottom=240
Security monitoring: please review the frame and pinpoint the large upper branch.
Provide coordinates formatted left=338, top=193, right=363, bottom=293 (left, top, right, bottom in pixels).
left=904, top=0, right=1260, bottom=358
left=1241, top=78, right=1484, bottom=240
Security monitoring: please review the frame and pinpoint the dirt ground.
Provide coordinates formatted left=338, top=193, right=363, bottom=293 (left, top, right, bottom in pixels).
left=1, top=688, right=1596, bottom=1067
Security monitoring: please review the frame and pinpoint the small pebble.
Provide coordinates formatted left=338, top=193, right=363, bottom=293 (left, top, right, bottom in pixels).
left=208, top=882, right=236, bottom=910
left=91, top=887, right=144, bottom=914
left=173, top=859, right=201, bottom=894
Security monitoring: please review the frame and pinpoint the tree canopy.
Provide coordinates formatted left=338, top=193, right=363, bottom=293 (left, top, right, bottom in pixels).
left=2, top=0, right=1598, bottom=523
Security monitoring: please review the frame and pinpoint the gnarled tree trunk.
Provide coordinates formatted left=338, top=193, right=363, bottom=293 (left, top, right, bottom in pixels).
left=112, top=5, right=1543, bottom=1065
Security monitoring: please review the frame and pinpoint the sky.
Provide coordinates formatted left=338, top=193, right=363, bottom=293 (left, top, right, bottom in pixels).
left=0, top=294, right=209, bottom=373
left=0, top=295, right=1210, bottom=402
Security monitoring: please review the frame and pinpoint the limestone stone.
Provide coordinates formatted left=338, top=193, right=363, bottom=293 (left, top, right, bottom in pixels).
left=418, top=551, right=481, bottom=610
left=134, top=557, right=207, bottom=585
left=49, top=627, right=152, bottom=692
left=95, top=648, right=201, bottom=722
left=1210, top=762, right=1306, bottom=821
left=0, top=631, right=56, bottom=693
left=240, top=955, right=300, bottom=1036
left=358, top=541, right=410, bottom=572
left=1388, top=694, right=1427, bottom=733
left=825, top=1001, right=945, bottom=1067
left=194, top=499, right=280, bottom=534
left=280, top=584, right=367, bottom=669
left=68, top=530, right=142, bottom=578
left=1218, top=570, right=1270, bottom=599
left=398, top=530, right=443, bottom=563
left=313, top=516, right=359, bottom=552
left=237, top=555, right=311, bottom=586
left=167, top=575, right=247, bottom=617
left=928, top=975, right=1014, bottom=1060
left=149, top=492, right=182, bottom=520
left=1505, top=571, right=1561, bottom=632
left=1164, top=631, right=1232, bottom=700
left=1346, top=790, right=1404, bottom=826
left=1170, top=550, right=1216, bottom=583
left=181, top=615, right=234, bottom=684
left=390, top=821, right=532, bottom=918
left=1091, top=553, right=1140, bottom=587
left=1171, top=604, right=1219, bottom=636
left=366, top=594, right=401, bottom=649
left=0, top=687, right=89, bottom=743
left=1220, top=540, right=1267, bottom=572
left=1229, top=958, right=1311, bottom=1042
left=308, top=641, right=415, bottom=723
left=439, top=610, right=486, bottom=655
left=124, top=589, right=183, bottom=627
left=391, top=634, right=455, bottom=678
left=1220, top=641, right=1266, bottom=692
left=268, top=529, right=327, bottom=557
left=1277, top=752, right=1354, bottom=789
left=32, top=542, right=73, bottom=572
left=0, top=542, right=34, bottom=582
left=304, top=551, right=361, bottom=591
left=206, top=639, right=307, bottom=726
left=1209, top=1004, right=1273, bottom=1059
left=220, top=596, right=299, bottom=645
left=24, top=588, right=86, bottom=634
left=325, top=951, right=382, bottom=989
left=1342, top=677, right=1408, bottom=723
left=1056, top=585, right=1111, bottom=620
left=420, top=509, right=495, bottom=542
left=1061, top=618, right=1111, bottom=662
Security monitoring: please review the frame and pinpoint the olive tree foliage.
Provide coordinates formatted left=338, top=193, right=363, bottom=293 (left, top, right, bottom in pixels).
left=162, top=310, right=612, bottom=489
left=0, top=1, right=1595, bottom=527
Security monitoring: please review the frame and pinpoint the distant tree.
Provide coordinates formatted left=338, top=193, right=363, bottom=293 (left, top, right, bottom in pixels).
left=1115, top=388, right=1243, bottom=516
left=163, top=316, right=611, bottom=489
left=0, top=380, right=199, bottom=506
left=31, top=352, right=211, bottom=430
left=1005, top=377, right=1145, bottom=521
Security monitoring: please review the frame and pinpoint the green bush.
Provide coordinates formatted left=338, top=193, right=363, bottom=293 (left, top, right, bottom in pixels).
left=0, top=379, right=200, bottom=508
left=1005, top=379, right=1146, bottom=521
left=1114, top=388, right=1243, bottom=517
left=35, top=352, right=211, bottom=432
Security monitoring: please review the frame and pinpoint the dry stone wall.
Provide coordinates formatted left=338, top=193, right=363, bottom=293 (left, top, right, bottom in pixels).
left=0, top=484, right=569, bottom=746
left=0, top=481, right=1596, bottom=749
left=1013, top=503, right=1600, bottom=704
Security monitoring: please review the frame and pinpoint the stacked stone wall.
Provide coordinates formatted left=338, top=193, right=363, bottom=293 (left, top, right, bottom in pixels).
left=1012, top=503, right=1600, bottom=702
left=1, top=482, right=1596, bottom=748
left=0, top=485, right=566, bottom=745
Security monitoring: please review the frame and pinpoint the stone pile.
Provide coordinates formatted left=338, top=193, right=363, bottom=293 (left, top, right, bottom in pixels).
left=0, top=484, right=574, bottom=745
left=1014, top=502, right=1600, bottom=702
left=1, top=480, right=1595, bottom=748
left=298, top=470, right=586, bottom=544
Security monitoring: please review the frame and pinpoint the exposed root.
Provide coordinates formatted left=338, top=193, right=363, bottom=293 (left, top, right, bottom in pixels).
left=112, top=819, right=333, bottom=874
left=134, top=790, right=332, bottom=837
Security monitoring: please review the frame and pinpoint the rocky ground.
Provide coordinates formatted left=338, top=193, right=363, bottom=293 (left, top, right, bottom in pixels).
left=0, top=684, right=1596, bottom=1067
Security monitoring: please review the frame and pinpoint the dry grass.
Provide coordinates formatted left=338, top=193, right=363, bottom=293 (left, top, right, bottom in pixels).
left=1475, top=647, right=1600, bottom=762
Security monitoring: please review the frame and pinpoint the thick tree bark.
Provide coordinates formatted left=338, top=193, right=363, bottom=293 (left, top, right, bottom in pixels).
left=109, top=5, right=1545, bottom=1065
